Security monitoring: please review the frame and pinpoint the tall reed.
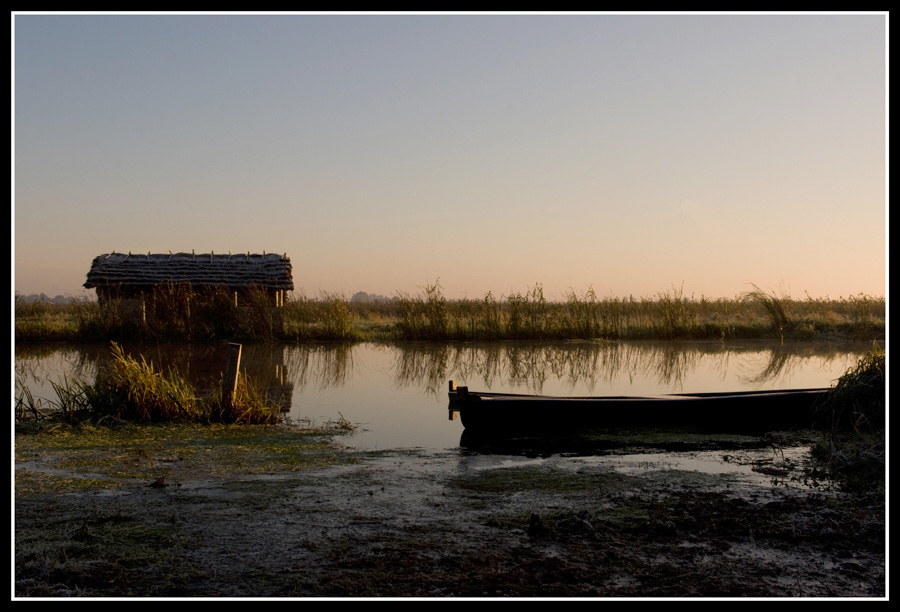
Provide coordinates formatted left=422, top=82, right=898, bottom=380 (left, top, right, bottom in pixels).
left=283, top=291, right=358, bottom=341
left=655, top=284, right=696, bottom=339
left=478, top=291, right=504, bottom=339
left=505, top=284, right=548, bottom=339
left=815, top=342, right=885, bottom=432
left=82, top=342, right=206, bottom=422
left=16, top=283, right=885, bottom=344
left=560, top=287, right=601, bottom=339
left=15, top=374, right=90, bottom=424
left=18, top=343, right=281, bottom=425
left=741, top=283, right=792, bottom=333
left=395, top=280, right=449, bottom=340
left=810, top=343, right=885, bottom=494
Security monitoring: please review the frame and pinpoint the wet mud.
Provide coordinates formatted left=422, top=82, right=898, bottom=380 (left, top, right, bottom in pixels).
left=14, top=430, right=885, bottom=598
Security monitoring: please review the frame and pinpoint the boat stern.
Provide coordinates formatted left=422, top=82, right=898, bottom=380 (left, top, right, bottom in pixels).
left=448, top=380, right=468, bottom=421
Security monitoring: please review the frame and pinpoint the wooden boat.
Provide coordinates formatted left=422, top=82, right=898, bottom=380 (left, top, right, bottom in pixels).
left=447, top=380, right=832, bottom=433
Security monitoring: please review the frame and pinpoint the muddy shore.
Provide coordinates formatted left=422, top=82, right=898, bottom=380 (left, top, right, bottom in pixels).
left=14, top=425, right=886, bottom=599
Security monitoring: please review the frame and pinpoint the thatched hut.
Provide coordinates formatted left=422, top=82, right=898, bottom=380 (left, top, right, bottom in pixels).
left=84, top=251, right=293, bottom=327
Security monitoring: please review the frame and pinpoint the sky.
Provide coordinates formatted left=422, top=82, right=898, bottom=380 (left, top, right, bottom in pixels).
left=12, top=12, right=888, bottom=302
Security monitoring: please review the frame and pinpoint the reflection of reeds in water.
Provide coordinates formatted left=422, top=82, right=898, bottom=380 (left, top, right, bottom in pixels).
left=392, top=344, right=453, bottom=396
left=646, top=344, right=705, bottom=388
left=15, top=345, right=100, bottom=389
left=16, top=341, right=875, bottom=416
left=737, top=343, right=851, bottom=386
left=394, top=342, right=637, bottom=395
left=391, top=341, right=868, bottom=397
left=286, top=343, right=356, bottom=390
left=16, top=342, right=302, bottom=414
left=741, top=349, right=796, bottom=385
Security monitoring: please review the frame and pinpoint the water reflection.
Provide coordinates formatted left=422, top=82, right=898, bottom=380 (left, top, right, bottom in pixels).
left=737, top=343, right=852, bottom=385
left=393, top=343, right=453, bottom=397
left=390, top=342, right=716, bottom=394
left=16, top=339, right=874, bottom=399
left=15, top=342, right=297, bottom=412
left=289, top=344, right=357, bottom=391
left=15, top=344, right=104, bottom=388
left=391, top=340, right=870, bottom=396
left=15, top=339, right=876, bottom=451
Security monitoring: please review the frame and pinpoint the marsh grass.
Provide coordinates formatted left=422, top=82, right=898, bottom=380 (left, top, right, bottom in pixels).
left=14, top=295, right=89, bottom=342
left=16, top=286, right=285, bottom=343
left=84, top=343, right=204, bottom=423
left=385, top=282, right=884, bottom=342
left=655, top=284, right=697, bottom=339
left=16, top=282, right=885, bottom=343
left=16, top=343, right=281, bottom=425
left=809, top=343, right=885, bottom=494
left=282, top=290, right=357, bottom=341
left=815, top=342, right=885, bottom=432
left=395, top=280, right=450, bottom=340
left=15, top=375, right=91, bottom=424
left=562, top=286, right=601, bottom=339
left=505, top=284, right=548, bottom=340
left=741, top=283, right=792, bottom=334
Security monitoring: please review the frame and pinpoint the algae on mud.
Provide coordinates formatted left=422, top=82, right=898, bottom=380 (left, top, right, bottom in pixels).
left=14, top=422, right=885, bottom=598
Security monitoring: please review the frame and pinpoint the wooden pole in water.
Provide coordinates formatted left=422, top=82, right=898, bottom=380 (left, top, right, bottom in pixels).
left=223, top=343, right=242, bottom=410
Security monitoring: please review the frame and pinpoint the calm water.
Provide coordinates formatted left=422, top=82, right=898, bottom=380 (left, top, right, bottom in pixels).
left=15, top=340, right=876, bottom=451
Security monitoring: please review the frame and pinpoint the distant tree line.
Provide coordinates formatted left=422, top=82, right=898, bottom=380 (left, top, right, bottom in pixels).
left=350, top=291, right=399, bottom=304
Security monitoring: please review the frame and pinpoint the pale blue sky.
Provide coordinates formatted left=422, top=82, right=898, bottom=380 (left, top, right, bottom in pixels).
left=13, top=12, right=887, bottom=301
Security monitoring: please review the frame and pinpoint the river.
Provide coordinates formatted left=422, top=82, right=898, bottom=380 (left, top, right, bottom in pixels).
left=14, top=339, right=877, bottom=451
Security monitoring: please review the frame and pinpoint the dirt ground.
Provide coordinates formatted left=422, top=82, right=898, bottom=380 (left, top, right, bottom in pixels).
left=14, top=425, right=886, bottom=599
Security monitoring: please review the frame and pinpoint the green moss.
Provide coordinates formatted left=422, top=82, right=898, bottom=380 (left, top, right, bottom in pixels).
left=15, top=422, right=358, bottom=496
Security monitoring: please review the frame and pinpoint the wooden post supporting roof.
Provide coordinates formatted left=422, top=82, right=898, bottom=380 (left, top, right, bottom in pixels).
left=222, top=343, right=242, bottom=411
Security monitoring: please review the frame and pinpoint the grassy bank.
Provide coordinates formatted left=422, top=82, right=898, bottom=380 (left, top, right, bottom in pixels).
left=809, top=343, right=886, bottom=495
left=15, top=282, right=885, bottom=344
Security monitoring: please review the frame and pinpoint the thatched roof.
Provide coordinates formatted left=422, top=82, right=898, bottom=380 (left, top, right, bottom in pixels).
left=84, top=252, right=293, bottom=291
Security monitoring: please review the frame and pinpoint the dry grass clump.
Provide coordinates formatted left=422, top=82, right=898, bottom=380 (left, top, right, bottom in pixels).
left=16, top=343, right=280, bottom=425
left=809, top=343, right=885, bottom=495
left=82, top=343, right=204, bottom=423
left=817, top=342, right=885, bottom=432
left=741, top=283, right=793, bottom=333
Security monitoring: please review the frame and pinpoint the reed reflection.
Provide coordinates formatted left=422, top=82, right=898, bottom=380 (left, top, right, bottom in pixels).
left=284, top=343, right=356, bottom=390
left=15, top=340, right=875, bottom=413
left=390, top=340, right=872, bottom=396
left=640, top=343, right=718, bottom=388
left=15, top=344, right=101, bottom=388
left=392, top=343, right=452, bottom=397
left=392, top=341, right=716, bottom=394
left=737, top=343, right=854, bottom=385
left=16, top=342, right=297, bottom=412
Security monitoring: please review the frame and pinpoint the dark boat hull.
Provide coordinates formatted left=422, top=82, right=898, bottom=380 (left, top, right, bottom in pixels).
left=448, top=382, right=831, bottom=434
